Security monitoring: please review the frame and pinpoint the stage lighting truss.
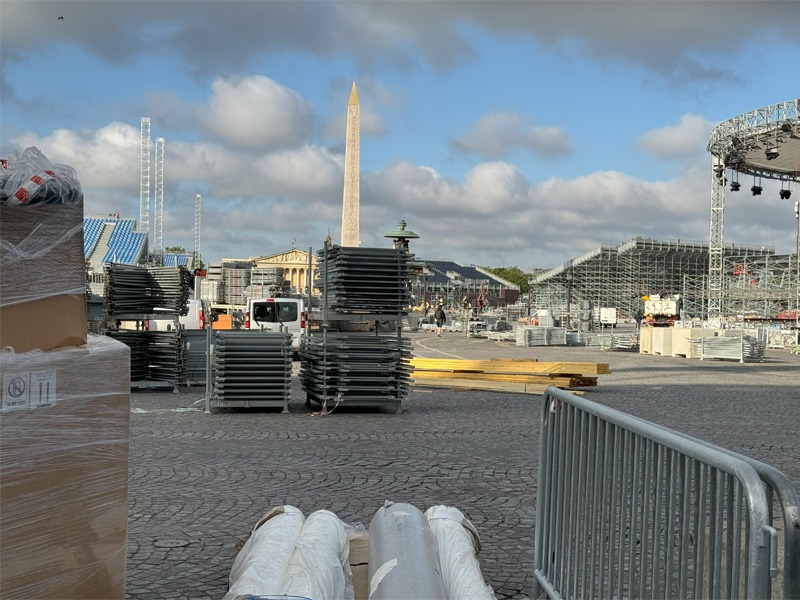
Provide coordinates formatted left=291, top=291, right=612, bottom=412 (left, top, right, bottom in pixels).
left=708, top=99, right=800, bottom=183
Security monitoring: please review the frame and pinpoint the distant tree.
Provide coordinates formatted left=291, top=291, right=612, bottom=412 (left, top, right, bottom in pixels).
left=481, top=266, right=531, bottom=294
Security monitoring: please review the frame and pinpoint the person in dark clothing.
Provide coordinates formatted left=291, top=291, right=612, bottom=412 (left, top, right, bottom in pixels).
left=434, top=304, right=446, bottom=336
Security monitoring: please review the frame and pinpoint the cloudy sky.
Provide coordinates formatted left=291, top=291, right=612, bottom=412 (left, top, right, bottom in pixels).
left=2, top=1, right=799, bottom=271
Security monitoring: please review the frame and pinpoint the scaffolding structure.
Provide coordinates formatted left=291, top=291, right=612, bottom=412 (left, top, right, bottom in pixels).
left=194, top=193, right=201, bottom=266
left=153, top=137, right=164, bottom=265
left=139, top=118, right=150, bottom=239
left=530, top=237, right=792, bottom=323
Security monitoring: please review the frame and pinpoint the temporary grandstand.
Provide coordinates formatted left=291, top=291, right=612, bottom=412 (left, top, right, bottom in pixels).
left=84, top=216, right=148, bottom=269
left=530, top=236, right=795, bottom=322
left=84, top=215, right=197, bottom=296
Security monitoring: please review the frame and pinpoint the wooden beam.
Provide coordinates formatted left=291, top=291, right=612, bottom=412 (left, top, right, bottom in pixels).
left=410, top=357, right=610, bottom=375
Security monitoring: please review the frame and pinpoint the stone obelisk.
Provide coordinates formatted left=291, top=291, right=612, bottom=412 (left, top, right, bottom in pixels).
left=341, top=82, right=360, bottom=247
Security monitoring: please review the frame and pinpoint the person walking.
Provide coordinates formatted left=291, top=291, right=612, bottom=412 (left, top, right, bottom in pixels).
left=434, top=303, right=446, bottom=336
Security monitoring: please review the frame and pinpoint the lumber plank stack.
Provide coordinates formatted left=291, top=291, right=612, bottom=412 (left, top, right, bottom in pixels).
left=409, top=357, right=609, bottom=395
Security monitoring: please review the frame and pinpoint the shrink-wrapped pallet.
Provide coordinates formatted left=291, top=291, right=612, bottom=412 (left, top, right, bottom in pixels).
left=0, top=334, right=131, bottom=599
left=0, top=147, right=86, bottom=352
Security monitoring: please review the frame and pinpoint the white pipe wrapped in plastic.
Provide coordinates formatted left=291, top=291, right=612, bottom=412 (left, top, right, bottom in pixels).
left=223, top=505, right=305, bottom=600
left=280, top=509, right=354, bottom=600
left=368, top=502, right=447, bottom=600
left=425, top=505, right=495, bottom=599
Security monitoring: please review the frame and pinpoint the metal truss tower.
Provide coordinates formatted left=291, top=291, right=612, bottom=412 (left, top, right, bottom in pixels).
left=154, top=137, right=165, bottom=265
left=707, top=157, right=725, bottom=322
left=139, top=118, right=151, bottom=238
left=194, top=194, right=201, bottom=266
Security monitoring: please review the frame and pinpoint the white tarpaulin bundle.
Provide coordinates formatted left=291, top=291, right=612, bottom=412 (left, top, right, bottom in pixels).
left=425, top=505, right=495, bottom=599
left=280, top=509, right=353, bottom=600
left=225, top=505, right=305, bottom=598
left=223, top=505, right=353, bottom=600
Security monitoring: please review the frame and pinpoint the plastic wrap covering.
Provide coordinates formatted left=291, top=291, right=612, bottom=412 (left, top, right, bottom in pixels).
left=224, top=508, right=354, bottom=600
left=0, top=147, right=86, bottom=352
left=425, top=505, right=496, bottom=599
left=223, top=506, right=306, bottom=600
left=0, top=334, right=131, bottom=599
left=0, top=146, right=83, bottom=207
left=280, top=509, right=354, bottom=600
left=367, top=502, right=447, bottom=600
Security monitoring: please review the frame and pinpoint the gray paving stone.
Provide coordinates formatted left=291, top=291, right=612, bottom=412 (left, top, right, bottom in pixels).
left=126, top=329, right=800, bottom=600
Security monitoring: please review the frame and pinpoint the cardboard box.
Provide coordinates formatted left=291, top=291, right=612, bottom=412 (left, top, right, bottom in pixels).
left=0, top=293, right=87, bottom=352
left=349, top=531, right=369, bottom=600
left=0, top=200, right=87, bottom=352
left=0, top=335, right=130, bottom=599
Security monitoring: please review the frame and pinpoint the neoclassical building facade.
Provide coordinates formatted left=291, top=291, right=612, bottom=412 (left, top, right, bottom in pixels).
left=251, top=248, right=319, bottom=296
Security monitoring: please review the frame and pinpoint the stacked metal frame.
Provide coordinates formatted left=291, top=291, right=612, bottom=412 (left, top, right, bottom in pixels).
left=103, top=264, right=192, bottom=391
left=303, top=244, right=412, bottom=412
left=103, top=264, right=191, bottom=315
left=692, top=333, right=765, bottom=362
left=105, top=330, right=186, bottom=387
left=515, top=326, right=567, bottom=347
left=212, top=331, right=292, bottom=410
left=221, top=260, right=252, bottom=305
left=314, top=246, right=410, bottom=314
left=299, top=333, right=412, bottom=412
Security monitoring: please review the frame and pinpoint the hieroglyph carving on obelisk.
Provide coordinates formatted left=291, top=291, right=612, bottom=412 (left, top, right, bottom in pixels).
left=341, top=82, right=360, bottom=247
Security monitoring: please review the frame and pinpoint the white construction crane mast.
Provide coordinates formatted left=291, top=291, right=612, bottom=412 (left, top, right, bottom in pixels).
left=139, top=118, right=151, bottom=239
left=154, top=137, right=165, bottom=265
left=194, top=193, right=202, bottom=266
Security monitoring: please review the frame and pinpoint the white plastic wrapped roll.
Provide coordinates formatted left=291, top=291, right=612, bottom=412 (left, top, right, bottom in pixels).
left=223, top=505, right=305, bottom=599
left=280, top=509, right=354, bottom=600
left=425, top=505, right=495, bottom=600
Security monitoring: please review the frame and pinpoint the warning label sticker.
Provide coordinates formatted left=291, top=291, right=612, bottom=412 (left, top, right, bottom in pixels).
left=2, top=370, right=57, bottom=411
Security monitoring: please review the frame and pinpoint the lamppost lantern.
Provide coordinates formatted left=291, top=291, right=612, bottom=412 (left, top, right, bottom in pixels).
left=383, top=219, right=419, bottom=253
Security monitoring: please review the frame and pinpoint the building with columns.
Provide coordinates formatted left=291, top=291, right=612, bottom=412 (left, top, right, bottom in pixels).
left=252, top=248, right=318, bottom=295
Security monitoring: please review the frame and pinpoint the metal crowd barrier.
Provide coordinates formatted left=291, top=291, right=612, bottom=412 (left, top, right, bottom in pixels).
left=534, top=387, right=799, bottom=600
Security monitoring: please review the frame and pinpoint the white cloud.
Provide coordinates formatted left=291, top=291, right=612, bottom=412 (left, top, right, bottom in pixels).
left=637, top=114, right=714, bottom=161
left=451, top=111, right=572, bottom=160
left=203, top=76, right=315, bottom=151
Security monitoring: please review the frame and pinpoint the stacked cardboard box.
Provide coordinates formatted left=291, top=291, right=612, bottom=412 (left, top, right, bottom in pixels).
left=0, top=335, right=130, bottom=599
left=1, top=178, right=130, bottom=598
left=0, top=199, right=87, bottom=353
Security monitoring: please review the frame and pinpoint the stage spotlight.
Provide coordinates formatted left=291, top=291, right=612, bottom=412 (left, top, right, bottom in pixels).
left=765, top=147, right=780, bottom=160
left=751, top=185, right=762, bottom=196
left=730, top=181, right=741, bottom=191
left=779, top=189, right=792, bottom=200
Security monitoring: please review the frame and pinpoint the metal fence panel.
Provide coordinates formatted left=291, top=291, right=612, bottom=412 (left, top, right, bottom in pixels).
left=534, top=387, right=778, bottom=599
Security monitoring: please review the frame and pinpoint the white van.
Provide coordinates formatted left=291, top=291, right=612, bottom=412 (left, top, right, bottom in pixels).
left=146, top=299, right=213, bottom=331
left=245, top=297, right=306, bottom=355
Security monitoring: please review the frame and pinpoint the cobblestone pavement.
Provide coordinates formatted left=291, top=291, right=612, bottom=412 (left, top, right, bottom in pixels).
left=126, top=329, right=800, bottom=600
